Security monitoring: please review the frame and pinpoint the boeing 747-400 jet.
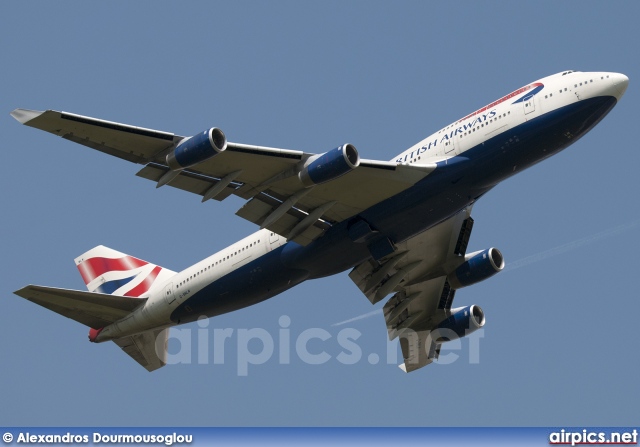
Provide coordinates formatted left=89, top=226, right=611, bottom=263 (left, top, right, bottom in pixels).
left=11, top=70, right=628, bottom=372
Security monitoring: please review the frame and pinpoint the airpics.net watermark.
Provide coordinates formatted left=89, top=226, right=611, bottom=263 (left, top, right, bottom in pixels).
left=161, top=315, right=485, bottom=376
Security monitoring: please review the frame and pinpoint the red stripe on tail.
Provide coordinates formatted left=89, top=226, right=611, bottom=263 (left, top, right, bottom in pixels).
left=77, top=256, right=149, bottom=284
left=124, top=266, right=163, bottom=297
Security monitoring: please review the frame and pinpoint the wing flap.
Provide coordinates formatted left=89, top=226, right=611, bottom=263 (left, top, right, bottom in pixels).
left=235, top=193, right=331, bottom=246
left=136, top=163, right=236, bottom=201
left=14, top=285, right=146, bottom=329
left=383, top=278, right=447, bottom=340
left=398, top=331, right=441, bottom=373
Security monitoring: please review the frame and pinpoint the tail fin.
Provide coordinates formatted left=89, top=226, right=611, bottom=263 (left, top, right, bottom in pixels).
left=75, top=245, right=176, bottom=297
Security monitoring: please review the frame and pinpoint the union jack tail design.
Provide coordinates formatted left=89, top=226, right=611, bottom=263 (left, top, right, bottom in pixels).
left=75, top=246, right=176, bottom=297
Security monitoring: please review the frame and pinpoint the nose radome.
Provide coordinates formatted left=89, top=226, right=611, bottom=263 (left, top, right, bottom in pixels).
left=612, top=73, right=629, bottom=99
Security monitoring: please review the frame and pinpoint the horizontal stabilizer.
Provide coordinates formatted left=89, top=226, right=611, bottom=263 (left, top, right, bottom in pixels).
left=14, top=285, right=146, bottom=329
left=113, top=328, right=168, bottom=372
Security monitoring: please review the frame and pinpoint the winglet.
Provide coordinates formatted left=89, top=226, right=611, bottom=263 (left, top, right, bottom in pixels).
left=10, top=108, right=43, bottom=124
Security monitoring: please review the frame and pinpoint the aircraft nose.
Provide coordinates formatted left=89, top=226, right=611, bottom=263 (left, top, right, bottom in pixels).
left=611, top=73, right=629, bottom=99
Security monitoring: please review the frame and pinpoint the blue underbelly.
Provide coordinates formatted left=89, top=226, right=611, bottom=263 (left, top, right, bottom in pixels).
left=170, top=246, right=308, bottom=324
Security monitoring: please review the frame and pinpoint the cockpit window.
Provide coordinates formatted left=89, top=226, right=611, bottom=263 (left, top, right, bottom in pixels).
left=562, top=70, right=579, bottom=75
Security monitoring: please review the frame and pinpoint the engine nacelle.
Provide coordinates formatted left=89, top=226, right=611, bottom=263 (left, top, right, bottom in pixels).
left=166, top=127, right=227, bottom=170
left=430, top=304, right=485, bottom=342
left=448, top=247, right=504, bottom=290
left=298, top=144, right=360, bottom=187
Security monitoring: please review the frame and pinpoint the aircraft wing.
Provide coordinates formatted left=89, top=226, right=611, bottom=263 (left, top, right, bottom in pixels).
left=12, top=109, right=435, bottom=246
left=348, top=206, right=475, bottom=372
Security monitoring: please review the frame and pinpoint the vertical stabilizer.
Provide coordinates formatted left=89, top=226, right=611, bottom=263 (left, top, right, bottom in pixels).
left=75, top=245, right=176, bottom=297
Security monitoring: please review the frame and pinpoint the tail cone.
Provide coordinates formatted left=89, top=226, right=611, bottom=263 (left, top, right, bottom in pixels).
left=88, top=327, right=103, bottom=343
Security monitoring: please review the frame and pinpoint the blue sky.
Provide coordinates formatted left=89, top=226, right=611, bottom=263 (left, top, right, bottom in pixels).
left=1, top=1, right=638, bottom=426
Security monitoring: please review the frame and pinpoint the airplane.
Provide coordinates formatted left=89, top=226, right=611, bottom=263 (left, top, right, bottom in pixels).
left=11, top=70, right=628, bottom=372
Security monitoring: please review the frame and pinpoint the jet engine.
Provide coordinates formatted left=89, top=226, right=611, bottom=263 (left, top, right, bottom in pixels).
left=448, top=248, right=504, bottom=289
left=298, top=144, right=360, bottom=187
left=430, top=304, right=485, bottom=342
left=166, top=127, right=227, bottom=170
